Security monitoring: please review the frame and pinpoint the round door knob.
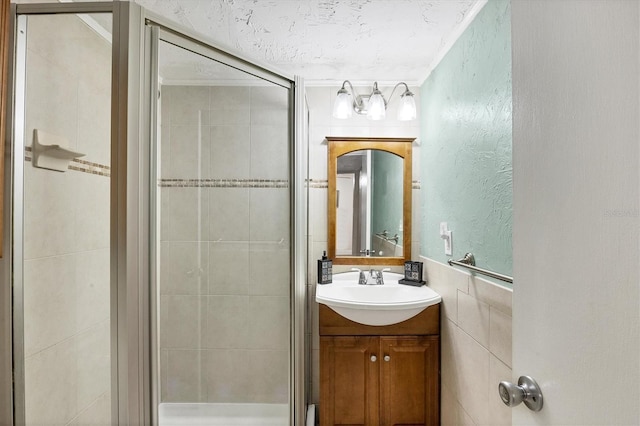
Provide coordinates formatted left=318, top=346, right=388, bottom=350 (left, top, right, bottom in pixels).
left=370, top=355, right=377, bottom=362
left=498, top=376, right=543, bottom=412
left=384, top=355, right=390, bottom=362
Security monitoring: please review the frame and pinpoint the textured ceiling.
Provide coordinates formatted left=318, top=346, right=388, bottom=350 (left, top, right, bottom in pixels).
left=136, top=0, right=482, bottom=84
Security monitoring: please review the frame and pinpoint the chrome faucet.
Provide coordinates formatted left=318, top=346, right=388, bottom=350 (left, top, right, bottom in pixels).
left=365, top=269, right=384, bottom=285
left=352, top=268, right=390, bottom=285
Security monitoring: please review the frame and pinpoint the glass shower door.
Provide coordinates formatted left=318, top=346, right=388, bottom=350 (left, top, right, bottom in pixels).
left=15, top=11, right=113, bottom=426
left=153, top=35, right=292, bottom=425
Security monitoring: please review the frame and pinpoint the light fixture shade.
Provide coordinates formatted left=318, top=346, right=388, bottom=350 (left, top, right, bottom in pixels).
left=367, top=91, right=386, bottom=120
left=332, top=89, right=352, bottom=119
left=397, top=92, right=417, bottom=121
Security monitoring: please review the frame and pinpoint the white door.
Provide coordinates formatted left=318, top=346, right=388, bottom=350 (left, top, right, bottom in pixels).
left=511, top=1, right=639, bottom=424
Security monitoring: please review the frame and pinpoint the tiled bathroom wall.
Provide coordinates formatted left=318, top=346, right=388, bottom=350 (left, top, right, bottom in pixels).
left=22, top=14, right=111, bottom=426
left=158, top=84, right=290, bottom=403
left=422, top=257, right=512, bottom=425
left=304, top=84, right=421, bottom=404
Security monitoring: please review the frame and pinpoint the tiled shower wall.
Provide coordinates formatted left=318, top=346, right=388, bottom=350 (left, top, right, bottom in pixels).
left=158, top=85, right=290, bottom=403
left=305, top=85, right=421, bottom=404
left=22, top=14, right=111, bottom=426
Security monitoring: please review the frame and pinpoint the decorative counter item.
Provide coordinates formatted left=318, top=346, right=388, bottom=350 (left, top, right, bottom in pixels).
left=317, top=251, right=332, bottom=284
left=32, top=129, right=85, bottom=172
left=399, top=260, right=425, bottom=286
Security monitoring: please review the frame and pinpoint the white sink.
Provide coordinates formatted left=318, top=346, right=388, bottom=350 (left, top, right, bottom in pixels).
left=315, top=271, right=441, bottom=326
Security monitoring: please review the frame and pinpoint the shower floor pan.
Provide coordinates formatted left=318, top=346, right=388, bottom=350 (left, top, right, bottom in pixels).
left=159, top=403, right=289, bottom=426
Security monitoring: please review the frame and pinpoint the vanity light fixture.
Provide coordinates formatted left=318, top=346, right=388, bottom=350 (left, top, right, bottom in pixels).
left=332, top=80, right=417, bottom=121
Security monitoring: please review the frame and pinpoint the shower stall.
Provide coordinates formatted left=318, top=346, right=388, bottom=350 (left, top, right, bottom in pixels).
left=3, top=2, right=308, bottom=425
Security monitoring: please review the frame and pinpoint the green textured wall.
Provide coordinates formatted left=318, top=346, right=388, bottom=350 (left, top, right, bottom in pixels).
left=420, top=0, right=512, bottom=278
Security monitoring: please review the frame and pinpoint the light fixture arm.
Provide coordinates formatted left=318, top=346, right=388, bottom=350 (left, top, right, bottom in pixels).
left=339, top=80, right=369, bottom=114
left=387, top=82, right=412, bottom=103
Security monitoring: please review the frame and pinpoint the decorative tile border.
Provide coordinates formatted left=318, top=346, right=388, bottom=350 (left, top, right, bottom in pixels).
left=159, top=178, right=289, bottom=188
left=308, top=179, right=328, bottom=189
left=25, top=146, right=110, bottom=177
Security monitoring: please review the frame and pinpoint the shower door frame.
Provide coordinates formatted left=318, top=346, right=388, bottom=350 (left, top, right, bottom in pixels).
left=3, top=2, right=152, bottom=424
left=142, top=9, right=307, bottom=425
left=143, top=12, right=307, bottom=424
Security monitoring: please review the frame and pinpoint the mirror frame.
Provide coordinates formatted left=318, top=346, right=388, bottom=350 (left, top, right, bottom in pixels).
left=327, top=136, right=414, bottom=266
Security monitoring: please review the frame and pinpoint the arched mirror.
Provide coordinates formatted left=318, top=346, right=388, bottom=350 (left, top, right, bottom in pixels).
left=327, top=137, right=414, bottom=265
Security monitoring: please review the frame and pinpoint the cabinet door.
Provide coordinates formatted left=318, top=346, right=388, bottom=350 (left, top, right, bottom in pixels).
left=379, top=336, right=439, bottom=426
left=320, top=336, right=380, bottom=426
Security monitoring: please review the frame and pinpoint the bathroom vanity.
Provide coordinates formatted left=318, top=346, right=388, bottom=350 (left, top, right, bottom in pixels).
left=319, top=302, right=440, bottom=426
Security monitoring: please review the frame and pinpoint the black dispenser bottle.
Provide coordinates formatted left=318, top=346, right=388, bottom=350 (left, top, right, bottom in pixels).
left=317, top=251, right=332, bottom=284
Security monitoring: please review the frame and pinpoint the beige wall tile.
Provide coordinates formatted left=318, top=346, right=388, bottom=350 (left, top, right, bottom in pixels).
left=250, top=125, right=289, bottom=179
left=422, top=256, right=467, bottom=323
left=243, top=350, right=289, bottom=403
left=166, top=350, right=206, bottom=402
left=75, top=249, right=110, bottom=331
left=160, top=241, right=209, bottom=295
left=442, top=384, right=477, bottom=426
left=166, top=86, right=210, bottom=126
left=488, top=355, right=512, bottom=426
left=24, top=339, right=78, bottom=425
left=210, top=125, right=250, bottom=179
left=251, top=86, right=289, bottom=110
left=203, top=349, right=249, bottom=402
left=208, top=242, right=249, bottom=295
left=308, top=127, right=330, bottom=180
left=210, top=86, right=251, bottom=110
left=161, top=296, right=206, bottom=349
left=250, top=108, right=289, bottom=127
left=246, top=296, right=290, bottom=350
left=77, top=78, right=111, bottom=166
left=249, top=188, right=289, bottom=242
left=25, top=52, right=78, bottom=152
left=208, top=187, right=250, bottom=242
left=248, top=245, right=289, bottom=296
left=24, top=166, right=76, bottom=259
left=24, top=255, right=77, bottom=357
left=76, top=321, right=110, bottom=411
left=68, top=392, right=111, bottom=426
left=203, top=296, right=250, bottom=349
left=469, top=275, right=512, bottom=316
left=490, top=307, right=513, bottom=368
left=210, top=106, right=251, bottom=126
left=305, top=87, right=332, bottom=127
left=310, top=189, right=328, bottom=243
left=74, top=173, right=110, bottom=252
left=450, top=325, right=490, bottom=425
left=168, top=124, right=211, bottom=179
left=165, top=188, right=209, bottom=241
left=457, top=290, right=490, bottom=348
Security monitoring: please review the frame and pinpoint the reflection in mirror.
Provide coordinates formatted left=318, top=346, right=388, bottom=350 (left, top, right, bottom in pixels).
left=336, top=150, right=404, bottom=257
left=328, top=137, right=414, bottom=266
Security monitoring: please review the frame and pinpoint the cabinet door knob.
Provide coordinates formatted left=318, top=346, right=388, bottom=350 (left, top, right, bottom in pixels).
left=370, top=355, right=377, bottom=362
left=384, top=355, right=391, bottom=362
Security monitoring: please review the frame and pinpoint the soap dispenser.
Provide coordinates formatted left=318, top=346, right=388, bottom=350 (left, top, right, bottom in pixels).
left=317, top=251, right=333, bottom=284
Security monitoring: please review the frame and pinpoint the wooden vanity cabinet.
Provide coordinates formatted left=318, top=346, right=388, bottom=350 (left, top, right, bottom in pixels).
left=319, top=304, right=440, bottom=426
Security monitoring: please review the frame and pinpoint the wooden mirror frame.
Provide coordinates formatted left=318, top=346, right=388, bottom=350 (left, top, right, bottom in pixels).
left=327, top=136, right=414, bottom=266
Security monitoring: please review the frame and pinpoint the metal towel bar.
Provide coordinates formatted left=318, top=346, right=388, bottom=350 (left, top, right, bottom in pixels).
left=447, top=253, right=513, bottom=284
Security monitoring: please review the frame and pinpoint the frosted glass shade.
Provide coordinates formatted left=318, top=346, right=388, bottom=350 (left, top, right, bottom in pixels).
left=367, top=92, right=386, bottom=120
left=397, top=92, right=417, bottom=121
left=332, top=90, right=352, bottom=119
